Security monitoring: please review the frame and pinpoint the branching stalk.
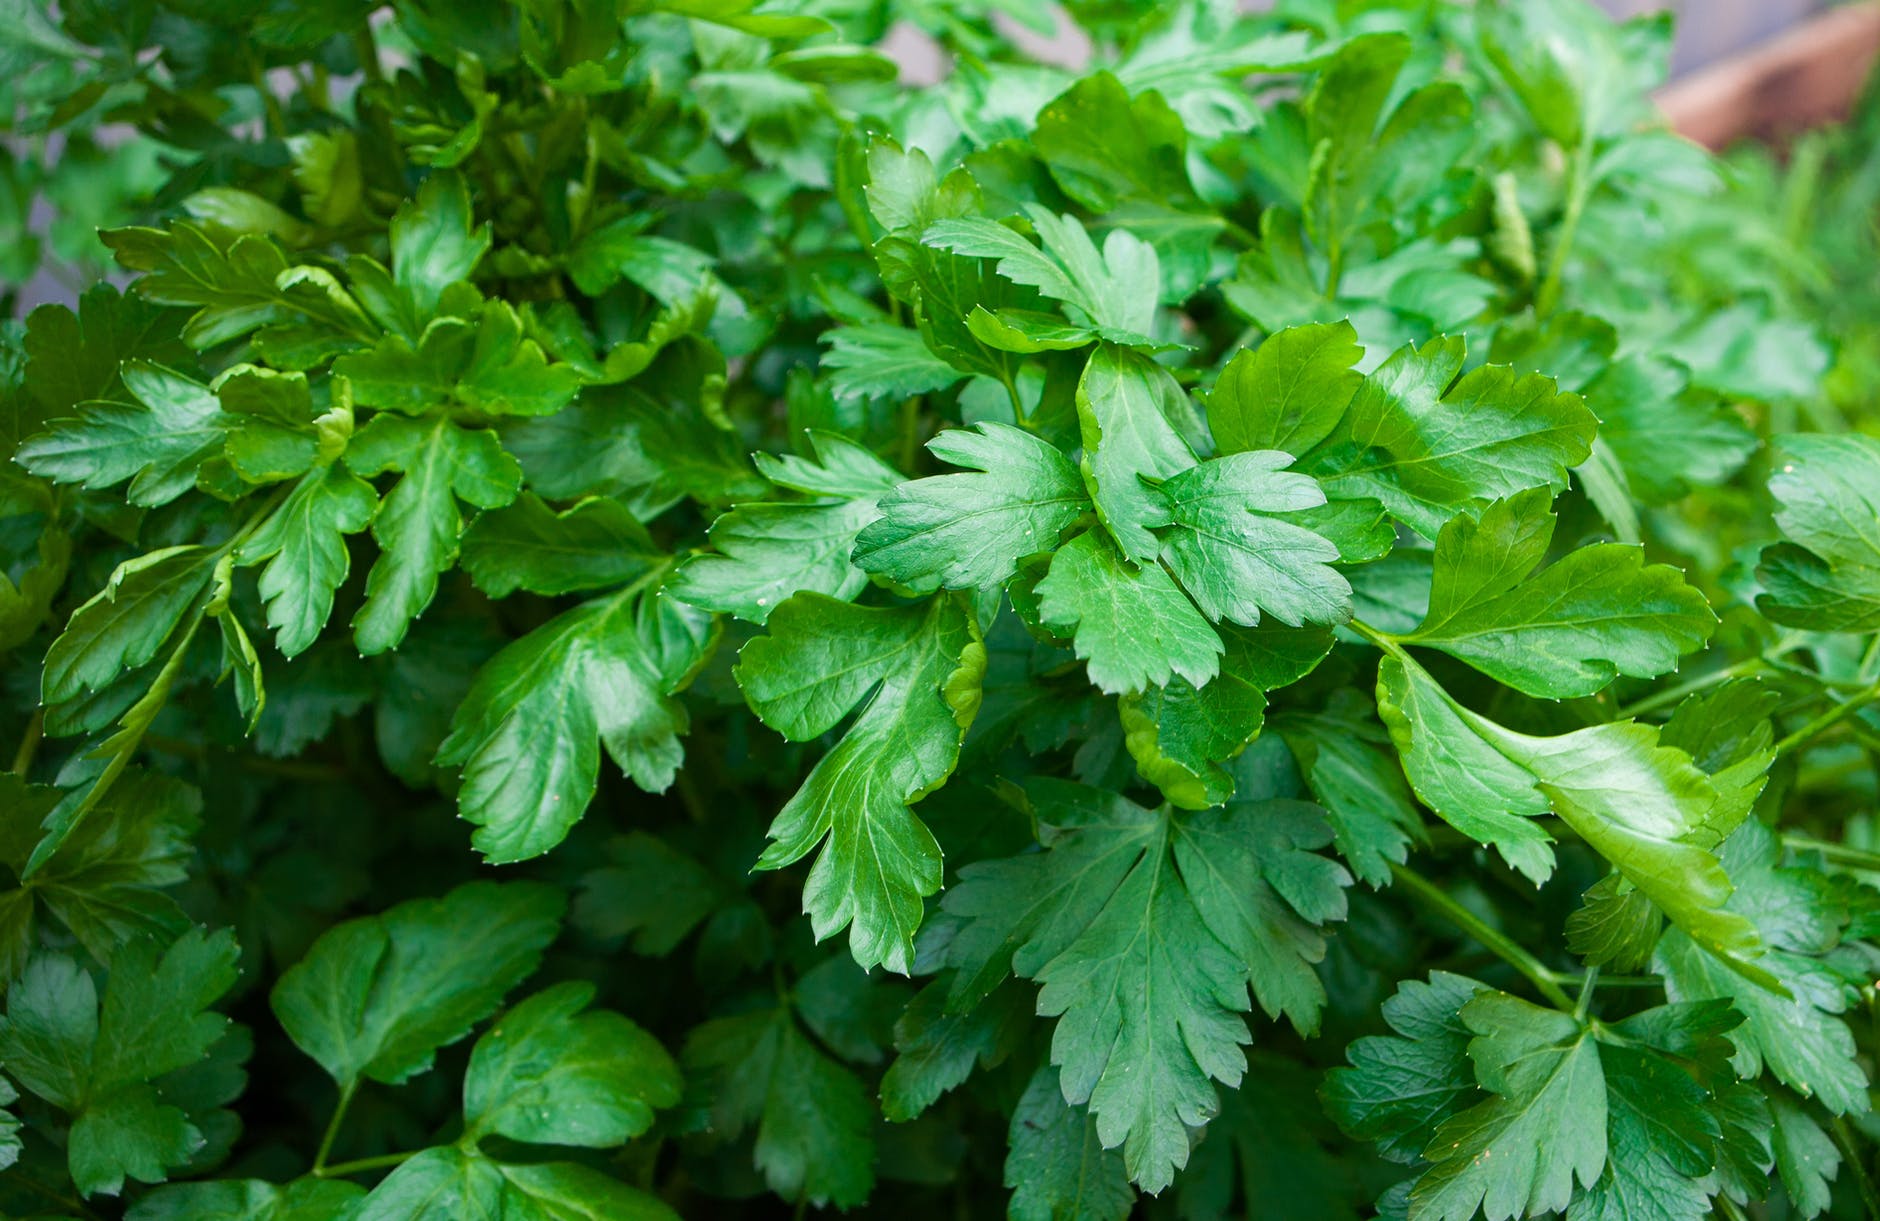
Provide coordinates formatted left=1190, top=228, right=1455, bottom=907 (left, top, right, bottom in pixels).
left=1390, top=863, right=1576, bottom=1011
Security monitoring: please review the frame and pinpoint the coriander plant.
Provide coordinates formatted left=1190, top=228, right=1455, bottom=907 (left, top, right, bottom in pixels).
left=3, top=0, right=1880, bottom=1218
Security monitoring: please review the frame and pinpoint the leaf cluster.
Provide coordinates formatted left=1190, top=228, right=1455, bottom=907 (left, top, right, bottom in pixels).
left=3, top=1, right=1880, bottom=1218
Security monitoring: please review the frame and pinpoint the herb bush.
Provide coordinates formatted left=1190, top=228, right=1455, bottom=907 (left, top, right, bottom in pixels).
left=3, top=0, right=1880, bottom=1217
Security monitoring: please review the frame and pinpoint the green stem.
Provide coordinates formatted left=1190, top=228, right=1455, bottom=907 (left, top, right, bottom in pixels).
left=1220, top=218, right=1259, bottom=249
left=999, top=371, right=1028, bottom=430
left=1831, top=1116, right=1880, bottom=1220
left=1390, top=863, right=1576, bottom=1011
left=1784, top=836, right=1880, bottom=872
left=251, top=58, right=288, bottom=141
left=11, top=708, right=43, bottom=776
left=1616, top=658, right=1764, bottom=719
left=1536, top=137, right=1593, bottom=318
left=1772, top=681, right=1880, bottom=756
left=351, top=25, right=385, bottom=85
left=1347, top=616, right=1410, bottom=662
left=312, top=1079, right=358, bottom=1174
left=1572, top=967, right=1599, bottom=1022
left=1560, top=972, right=1660, bottom=990
left=674, top=768, right=709, bottom=825
left=316, top=1150, right=420, bottom=1180
left=896, top=396, right=923, bottom=472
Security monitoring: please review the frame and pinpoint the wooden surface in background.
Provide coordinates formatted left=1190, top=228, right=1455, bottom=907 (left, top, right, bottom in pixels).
left=1658, top=2, right=1880, bottom=146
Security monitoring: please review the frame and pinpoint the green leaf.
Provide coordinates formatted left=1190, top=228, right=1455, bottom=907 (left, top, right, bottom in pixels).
left=1568, top=1001, right=1747, bottom=1221
left=1757, top=433, right=1880, bottom=633
left=345, top=414, right=522, bottom=654
left=1076, top=343, right=1197, bottom=560
left=1336, top=983, right=1757, bottom=1221
left=42, top=546, right=217, bottom=705
left=1478, top=0, right=1648, bottom=147
left=0, top=772, right=194, bottom=981
left=1378, top=654, right=1767, bottom=974
left=1770, top=1092, right=1839, bottom=1218
left=215, top=364, right=323, bottom=483
left=21, top=286, right=190, bottom=420
left=1151, top=451, right=1350, bottom=628
left=1306, top=338, right=1597, bottom=538
left=821, top=323, right=965, bottom=402
left=1397, top=487, right=1715, bottom=698
left=573, top=833, right=722, bottom=957
left=127, top=1178, right=366, bottom=1220
left=334, top=304, right=583, bottom=418
left=389, top=170, right=490, bottom=318
left=16, top=362, right=228, bottom=506
left=1584, top=355, right=1756, bottom=504
left=1122, top=623, right=1332, bottom=808
left=288, top=129, right=364, bottom=229
left=1206, top=321, right=1364, bottom=457
left=1374, top=654, right=1557, bottom=883
left=940, top=782, right=1349, bottom=1192
left=756, top=429, right=906, bottom=498
left=925, top=207, right=1161, bottom=338
left=1654, top=821, right=1868, bottom=1116
left=269, top=880, right=564, bottom=1088
left=459, top=493, right=659, bottom=598
left=0, top=929, right=239, bottom=1196
left=1034, top=530, right=1221, bottom=696
left=1565, top=875, right=1663, bottom=973
left=500, top=389, right=758, bottom=510
left=1032, top=71, right=1193, bottom=214
left=671, top=432, right=903, bottom=623
left=853, top=421, right=1089, bottom=593
left=464, top=981, right=680, bottom=1147
left=863, top=136, right=976, bottom=236
left=1005, top=1065, right=1134, bottom=1221
left=358, top=1148, right=677, bottom=1221
left=1411, top=993, right=1608, bottom=1221
left=1276, top=695, right=1424, bottom=887
left=736, top=593, right=982, bottom=974
left=1322, top=971, right=1483, bottom=1164
left=565, top=220, right=714, bottom=303
left=879, top=979, right=1027, bottom=1122
left=103, top=223, right=375, bottom=348
left=682, top=1008, right=875, bottom=1209
left=236, top=464, right=379, bottom=658
left=437, top=589, right=714, bottom=862
left=672, top=501, right=880, bottom=622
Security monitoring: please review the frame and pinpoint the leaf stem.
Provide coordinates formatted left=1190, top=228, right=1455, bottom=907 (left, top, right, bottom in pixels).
left=896, top=395, right=924, bottom=472
left=1390, top=863, right=1576, bottom=1011
left=1572, top=966, right=1599, bottom=1022
left=1772, top=680, right=1880, bottom=756
left=1347, top=617, right=1410, bottom=663
left=1783, top=836, right=1880, bottom=872
left=1860, top=632, right=1880, bottom=682
left=1615, top=658, right=1764, bottom=719
left=316, top=1150, right=419, bottom=1179
left=11, top=708, right=43, bottom=776
left=351, top=25, right=385, bottom=85
left=1832, top=1115, right=1880, bottom=1220
left=251, top=57, right=289, bottom=141
left=1536, top=136, right=1593, bottom=318
left=999, top=370, right=1028, bottom=430
left=312, top=1079, right=357, bottom=1175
